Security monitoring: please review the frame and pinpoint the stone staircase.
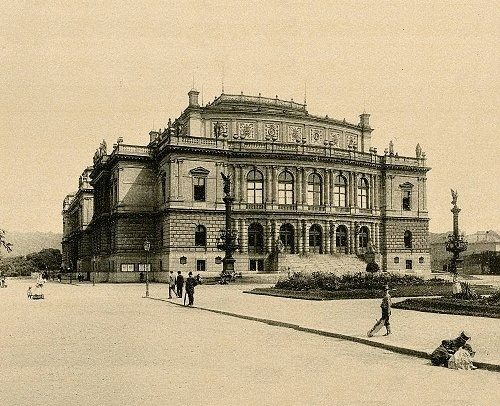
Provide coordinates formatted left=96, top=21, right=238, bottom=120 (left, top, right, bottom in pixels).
left=277, top=253, right=367, bottom=276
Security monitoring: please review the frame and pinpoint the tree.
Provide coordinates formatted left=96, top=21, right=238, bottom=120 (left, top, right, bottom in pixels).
left=0, top=229, right=13, bottom=255
left=26, top=248, right=62, bottom=271
left=365, top=262, right=380, bottom=273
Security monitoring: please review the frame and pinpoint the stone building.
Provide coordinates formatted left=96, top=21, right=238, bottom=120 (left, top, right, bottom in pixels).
left=62, top=90, right=431, bottom=282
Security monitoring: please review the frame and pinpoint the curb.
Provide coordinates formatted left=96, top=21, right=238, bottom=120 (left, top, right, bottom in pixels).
left=148, top=297, right=500, bottom=373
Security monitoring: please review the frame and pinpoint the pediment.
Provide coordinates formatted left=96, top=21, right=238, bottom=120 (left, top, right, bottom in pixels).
left=399, top=182, right=414, bottom=189
left=189, top=167, right=210, bottom=176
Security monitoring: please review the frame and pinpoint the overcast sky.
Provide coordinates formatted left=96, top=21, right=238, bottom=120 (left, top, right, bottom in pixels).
left=1, top=1, right=498, bottom=235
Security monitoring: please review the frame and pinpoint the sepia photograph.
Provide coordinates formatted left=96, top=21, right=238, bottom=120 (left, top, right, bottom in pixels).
left=1, top=1, right=499, bottom=405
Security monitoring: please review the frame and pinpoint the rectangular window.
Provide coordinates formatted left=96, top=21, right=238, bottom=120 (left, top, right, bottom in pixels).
left=196, top=260, right=206, bottom=272
left=138, top=263, right=151, bottom=272
left=121, top=263, right=135, bottom=272
left=249, top=259, right=264, bottom=272
left=278, top=184, right=293, bottom=204
left=402, top=191, right=411, bottom=211
left=406, top=260, right=413, bottom=270
left=161, top=175, right=167, bottom=203
left=194, top=177, right=206, bottom=201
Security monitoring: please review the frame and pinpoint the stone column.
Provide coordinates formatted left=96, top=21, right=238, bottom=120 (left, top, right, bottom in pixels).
left=265, top=219, right=272, bottom=253
left=177, top=159, right=184, bottom=199
left=296, top=167, right=302, bottom=206
left=349, top=222, right=354, bottom=254
left=239, top=218, right=246, bottom=253
left=266, top=166, right=272, bottom=204
left=239, top=165, right=245, bottom=203
left=324, top=220, right=330, bottom=254
left=302, top=220, right=308, bottom=254
left=301, top=169, right=307, bottom=206
left=272, top=166, right=277, bottom=204
left=324, top=169, right=330, bottom=206
left=330, top=221, right=336, bottom=253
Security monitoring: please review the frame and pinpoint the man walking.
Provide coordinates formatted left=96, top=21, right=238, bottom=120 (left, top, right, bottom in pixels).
left=185, top=271, right=198, bottom=306
left=367, top=285, right=392, bottom=337
left=168, top=271, right=177, bottom=299
left=175, top=271, right=184, bottom=299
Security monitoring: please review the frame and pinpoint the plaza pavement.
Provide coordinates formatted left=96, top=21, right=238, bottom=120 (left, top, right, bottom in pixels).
left=151, top=279, right=500, bottom=371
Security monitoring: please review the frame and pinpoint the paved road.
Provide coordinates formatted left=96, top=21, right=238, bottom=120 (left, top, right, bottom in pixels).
left=1, top=279, right=499, bottom=406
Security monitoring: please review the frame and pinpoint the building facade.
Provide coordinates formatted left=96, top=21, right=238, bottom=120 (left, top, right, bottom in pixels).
left=62, top=90, right=431, bottom=282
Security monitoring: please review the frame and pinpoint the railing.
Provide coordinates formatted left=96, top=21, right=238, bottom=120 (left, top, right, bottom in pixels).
left=278, top=204, right=297, bottom=211
left=247, top=203, right=266, bottom=210
left=112, top=144, right=151, bottom=157
left=308, top=205, right=326, bottom=212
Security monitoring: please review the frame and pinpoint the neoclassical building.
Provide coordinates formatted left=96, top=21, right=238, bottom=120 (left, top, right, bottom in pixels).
left=62, top=90, right=431, bottom=282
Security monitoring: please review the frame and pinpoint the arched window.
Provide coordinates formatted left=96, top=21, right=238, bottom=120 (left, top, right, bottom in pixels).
left=335, top=225, right=348, bottom=253
left=358, top=226, right=369, bottom=248
left=309, top=224, right=323, bottom=253
left=404, top=230, right=412, bottom=249
left=333, top=175, right=347, bottom=207
left=247, top=170, right=264, bottom=204
left=195, top=225, right=206, bottom=246
left=248, top=223, right=264, bottom=254
left=279, top=223, right=295, bottom=254
left=307, top=173, right=322, bottom=206
left=278, top=171, right=294, bottom=205
left=357, top=177, right=369, bottom=209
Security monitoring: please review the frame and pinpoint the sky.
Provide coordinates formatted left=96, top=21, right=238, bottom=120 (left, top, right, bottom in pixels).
left=0, top=1, right=498, bottom=235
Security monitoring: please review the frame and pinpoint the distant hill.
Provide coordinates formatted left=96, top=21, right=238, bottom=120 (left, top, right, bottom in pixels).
left=1, top=231, right=62, bottom=257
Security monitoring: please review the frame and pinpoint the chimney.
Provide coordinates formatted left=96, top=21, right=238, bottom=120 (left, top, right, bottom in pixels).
left=188, top=89, right=200, bottom=107
left=359, top=113, right=371, bottom=129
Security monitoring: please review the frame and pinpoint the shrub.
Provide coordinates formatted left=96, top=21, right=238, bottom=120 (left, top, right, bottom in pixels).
left=274, top=271, right=435, bottom=292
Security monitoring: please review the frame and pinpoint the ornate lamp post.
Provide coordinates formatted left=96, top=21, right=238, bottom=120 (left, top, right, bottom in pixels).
left=143, top=238, right=151, bottom=297
left=216, top=173, right=239, bottom=279
left=445, top=189, right=468, bottom=275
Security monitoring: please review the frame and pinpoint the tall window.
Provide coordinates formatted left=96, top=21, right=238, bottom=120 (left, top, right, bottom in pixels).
left=279, top=223, right=295, bottom=254
left=404, top=230, right=412, bottom=249
left=336, top=225, right=348, bottom=253
left=309, top=224, right=322, bottom=253
left=161, top=173, right=167, bottom=203
left=402, top=190, right=411, bottom=211
left=333, top=175, right=347, bottom=207
left=358, top=226, right=369, bottom=248
left=195, top=225, right=206, bottom=246
left=247, top=170, right=264, bottom=204
left=278, top=171, right=294, bottom=205
left=357, top=177, right=369, bottom=208
left=193, top=177, right=206, bottom=201
left=307, top=173, right=322, bottom=206
left=248, top=223, right=264, bottom=254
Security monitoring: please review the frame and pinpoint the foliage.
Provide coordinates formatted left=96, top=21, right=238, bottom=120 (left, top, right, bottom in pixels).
left=393, top=296, right=500, bottom=319
left=0, top=229, right=13, bottom=254
left=0, top=256, right=38, bottom=277
left=26, top=248, right=62, bottom=271
left=365, top=262, right=380, bottom=273
left=274, top=271, right=439, bottom=292
left=0, top=247, right=62, bottom=277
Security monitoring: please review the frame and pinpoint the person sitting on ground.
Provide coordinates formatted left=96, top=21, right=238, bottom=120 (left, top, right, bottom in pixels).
left=430, top=331, right=476, bottom=369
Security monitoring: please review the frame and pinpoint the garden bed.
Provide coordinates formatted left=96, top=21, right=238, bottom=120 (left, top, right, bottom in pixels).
left=393, top=297, right=500, bottom=319
left=248, top=283, right=496, bottom=301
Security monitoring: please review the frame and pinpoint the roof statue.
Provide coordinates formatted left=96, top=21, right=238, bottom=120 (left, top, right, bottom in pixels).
left=451, top=189, right=458, bottom=206
left=221, top=172, right=231, bottom=196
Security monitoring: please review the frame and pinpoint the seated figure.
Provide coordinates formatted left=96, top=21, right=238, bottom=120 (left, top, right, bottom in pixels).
left=431, top=331, right=476, bottom=369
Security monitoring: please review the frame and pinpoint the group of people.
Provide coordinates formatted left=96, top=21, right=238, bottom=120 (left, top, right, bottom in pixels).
left=168, top=270, right=201, bottom=306
left=367, top=284, right=476, bottom=370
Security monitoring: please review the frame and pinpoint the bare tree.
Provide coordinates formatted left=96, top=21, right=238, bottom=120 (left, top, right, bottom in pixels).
left=0, top=229, right=13, bottom=254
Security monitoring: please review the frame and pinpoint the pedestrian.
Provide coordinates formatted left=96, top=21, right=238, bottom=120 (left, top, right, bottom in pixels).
left=27, top=286, right=32, bottom=299
left=168, top=270, right=177, bottom=299
left=367, top=284, right=392, bottom=337
left=185, top=271, right=198, bottom=306
left=431, top=331, right=476, bottom=369
left=175, top=271, right=184, bottom=298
